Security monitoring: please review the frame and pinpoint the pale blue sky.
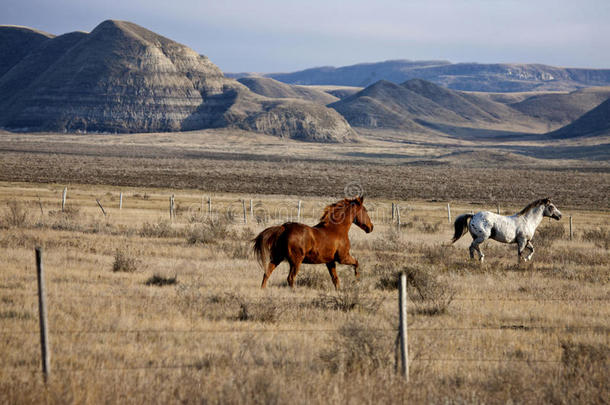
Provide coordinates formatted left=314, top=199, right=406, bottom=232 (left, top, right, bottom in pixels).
left=3, top=0, right=609, bottom=72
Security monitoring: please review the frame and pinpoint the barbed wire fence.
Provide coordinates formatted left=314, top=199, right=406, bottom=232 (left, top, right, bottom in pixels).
left=1, top=251, right=607, bottom=382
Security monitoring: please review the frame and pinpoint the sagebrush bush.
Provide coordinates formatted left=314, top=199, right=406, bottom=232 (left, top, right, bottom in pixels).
left=314, top=283, right=382, bottom=313
left=534, top=222, right=565, bottom=248
left=557, top=341, right=609, bottom=404
left=112, top=248, right=138, bottom=272
left=320, top=319, right=393, bottom=375
left=238, top=297, right=284, bottom=323
left=1, top=201, right=29, bottom=228
left=404, top=266, right=456, bottom=315
left=296, top=270, right=332, bottom=290
left=139, top=219, right=175, bottom=238
left=582, top=227, right=610, bottom=249
left=145, top=274, right=178, bottom=286
left=187, top=219, right=231, bottom=244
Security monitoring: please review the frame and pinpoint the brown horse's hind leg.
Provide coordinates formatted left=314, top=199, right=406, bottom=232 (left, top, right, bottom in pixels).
left=261, top=260, right=280, bottom=289
left=326, top=262, right=340, bottom=290
left=287, top=258, right=303, bottom=288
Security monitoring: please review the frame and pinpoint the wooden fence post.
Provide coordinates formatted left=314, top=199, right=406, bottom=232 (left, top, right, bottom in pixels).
left=396, top=205, right=401, bottom=229
left=297, top=200, right=302, bottom=222
left=496, top=204, right=500, bottom=214
left=250, top=199, right=254, bottom=219
left=391, top=202, right=395, bottom=222
left=35, top=247, right=50, bottom=383
left=447, top=203, right=451, bottom=223
left=242, top=200, right=247, bottom=224
left=169, top=194, right=175, bottom=219
left=398, top=272, right=409, bottom=381
left=119, top=192, right=123, bottom=210
left=61, top=187, right=67, bottom=212
left=208, top=196, right=212, bottom=216
left=569, top=216, right=573, bottom=240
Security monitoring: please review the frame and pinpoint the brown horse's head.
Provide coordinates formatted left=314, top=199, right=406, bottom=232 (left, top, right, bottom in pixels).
left=352, top=196, right=373, bottom=233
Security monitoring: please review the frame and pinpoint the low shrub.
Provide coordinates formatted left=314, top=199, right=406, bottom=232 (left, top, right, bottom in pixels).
left=145, top=274, right=178, bottom=286
left=139, top=219, right=174, bottom=238
left=187, top=219, right=231, bottom=244
left=238, top=297, right=284, bottom=323
left=404, top=266, right=456, bottom=315
left=320, top=318, right=392, bottom=375
left=112, top=248, right=138, bottom=272
left=534, top=222, right=565, bottom=248
left=313, top=283, right=382, bottom=313
left=1, top=201, right=29, bottom=228
left=582, top=227, right=610, bottom=249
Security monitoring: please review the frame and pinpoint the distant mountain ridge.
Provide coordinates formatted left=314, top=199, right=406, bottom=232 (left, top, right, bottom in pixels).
left=231, top=60, right=610, bottom=92
left=0, top=21, right=355, bottom=142
left=329, top=78, right=610, bottom=138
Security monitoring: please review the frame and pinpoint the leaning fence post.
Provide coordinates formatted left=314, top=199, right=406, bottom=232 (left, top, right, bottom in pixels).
left=569, top=216, right=573, bottom=240
left=61, top=187, right=67, bottom=212
left=398, top=272, right=409, bottom=381
left=447, top=203, right=451, bottom=223
left=95, top=199, right=107, bottom=217
left=35, top=247, right=50, bottom=383
left=37, top=196, right=44, bottom=216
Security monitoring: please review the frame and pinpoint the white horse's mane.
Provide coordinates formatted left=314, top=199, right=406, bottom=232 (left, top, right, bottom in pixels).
left=517, top=198, right=550, bottom=216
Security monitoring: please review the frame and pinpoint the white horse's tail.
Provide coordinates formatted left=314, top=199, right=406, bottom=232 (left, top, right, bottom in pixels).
left=452, top=214, right=473, bottom=243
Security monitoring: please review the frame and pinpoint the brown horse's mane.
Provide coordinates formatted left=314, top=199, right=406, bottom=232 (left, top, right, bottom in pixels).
left=517, top=198, right=550, bottom=216
left=318, top=198, right=356, bottom=225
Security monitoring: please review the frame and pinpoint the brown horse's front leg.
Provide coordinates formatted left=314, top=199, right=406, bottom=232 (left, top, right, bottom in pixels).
left=339, top=254, right=359, bottom=280
left=326, top=262, right=340, bottom=290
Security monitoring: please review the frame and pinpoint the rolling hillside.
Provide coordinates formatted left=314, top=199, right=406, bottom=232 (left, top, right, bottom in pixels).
left=237, top=77, right=338, bottom=105
left=547, top=98, right=610, bottom=138
left=329, top=79, right=547, bottom=136
left=0, top=21, right=355, bottom=142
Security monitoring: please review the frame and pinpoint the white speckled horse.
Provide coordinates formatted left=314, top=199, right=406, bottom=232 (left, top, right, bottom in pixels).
left=452, top=198, right=562, bottom=262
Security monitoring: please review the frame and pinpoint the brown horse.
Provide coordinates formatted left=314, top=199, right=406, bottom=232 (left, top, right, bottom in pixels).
left=253, top=196, right=373, bottom=289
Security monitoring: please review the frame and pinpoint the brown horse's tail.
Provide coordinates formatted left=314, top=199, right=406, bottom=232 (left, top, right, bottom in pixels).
left=452, top=214, right=473, bottom=243
left=253, top=225, right=285, bottom=269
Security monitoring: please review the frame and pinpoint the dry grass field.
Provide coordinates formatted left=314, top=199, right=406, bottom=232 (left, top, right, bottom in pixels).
left=0, top=181, right=608, bottom=404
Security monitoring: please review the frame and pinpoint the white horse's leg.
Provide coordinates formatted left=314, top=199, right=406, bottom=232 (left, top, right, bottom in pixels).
left=525, top=241, right=535, bottom=261
left=469, top=237, right=485, bottom=262
left=517, top=238, right=528, bottom=262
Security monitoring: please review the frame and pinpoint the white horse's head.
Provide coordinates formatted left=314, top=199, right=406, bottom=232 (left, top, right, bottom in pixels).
left=542, top=199, right=562, bottom=220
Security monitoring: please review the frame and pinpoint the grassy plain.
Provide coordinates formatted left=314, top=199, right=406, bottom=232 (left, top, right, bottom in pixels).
left=0, top=180, right=608, bottom=404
